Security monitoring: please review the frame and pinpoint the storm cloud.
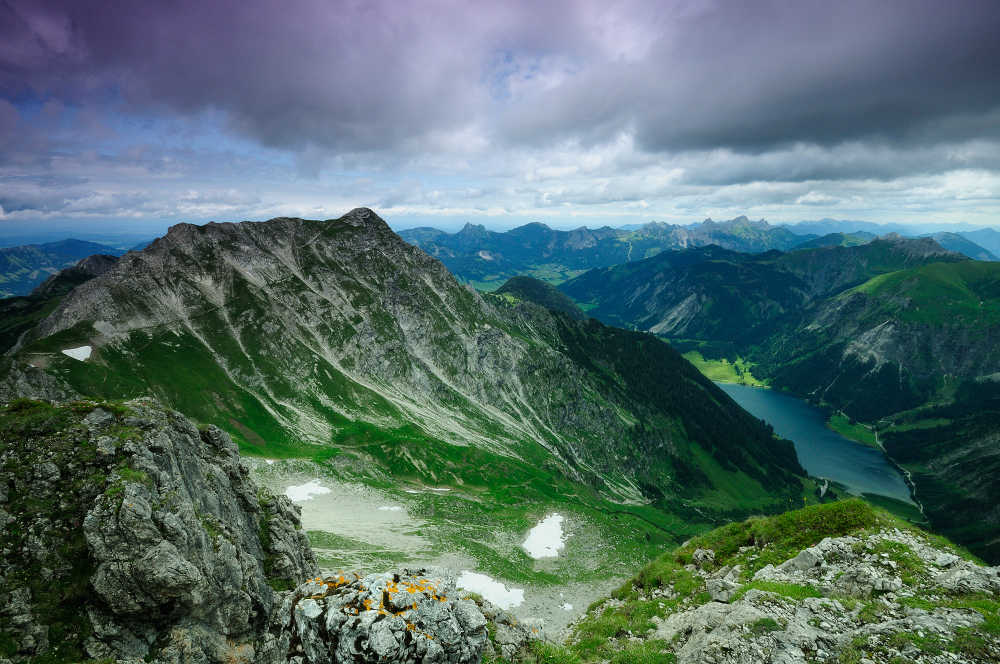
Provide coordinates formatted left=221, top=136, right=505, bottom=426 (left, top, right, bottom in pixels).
left=0, top=0, right=998, bottom=227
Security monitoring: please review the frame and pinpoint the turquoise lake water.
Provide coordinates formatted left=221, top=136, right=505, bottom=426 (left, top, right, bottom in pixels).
left=715, top=383, right=914, bottom=503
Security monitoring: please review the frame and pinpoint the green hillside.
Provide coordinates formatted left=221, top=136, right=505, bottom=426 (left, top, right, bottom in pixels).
left=494, top=275, right=589, bottom=320
left=560, top=235, right=963, bottom=342
left=558, top=238, right=1000, bottom=563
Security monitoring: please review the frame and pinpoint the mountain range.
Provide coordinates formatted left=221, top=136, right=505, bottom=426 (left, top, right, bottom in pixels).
left=399, top=216, right=998, bottom=290
left=4, top=209, right=807, bottom=533
left=558, top=234, right=1000, bottom=561
left=399, top=216, right=818, bottom=289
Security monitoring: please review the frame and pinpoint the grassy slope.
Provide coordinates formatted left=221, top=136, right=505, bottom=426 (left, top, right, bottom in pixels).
left=845, top=260, right=1000, bottom=326
left=521, top=500, right=998, bottom=664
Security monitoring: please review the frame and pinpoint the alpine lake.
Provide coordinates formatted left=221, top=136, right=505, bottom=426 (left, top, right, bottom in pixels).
left=715, top=382, right=921, bottom=518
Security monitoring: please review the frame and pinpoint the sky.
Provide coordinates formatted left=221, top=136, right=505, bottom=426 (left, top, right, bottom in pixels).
left=1, top=0, right=999, bottom=240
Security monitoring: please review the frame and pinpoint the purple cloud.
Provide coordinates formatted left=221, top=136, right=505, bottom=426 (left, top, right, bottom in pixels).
left=1, top=0, right=991, bottom=156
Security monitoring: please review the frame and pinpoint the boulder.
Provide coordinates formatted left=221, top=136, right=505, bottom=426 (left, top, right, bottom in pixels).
left=692, top=548, right=716, bottom=570
left=280, top=568, right=489, bottom=664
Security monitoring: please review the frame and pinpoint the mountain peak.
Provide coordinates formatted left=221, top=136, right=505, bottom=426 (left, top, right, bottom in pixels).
left=341, top=207, right=390, bottom=230
left=458, top=221, right=488, bottom=234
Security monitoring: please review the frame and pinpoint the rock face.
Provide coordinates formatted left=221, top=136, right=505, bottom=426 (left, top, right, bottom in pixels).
left=0, top=362, right=79, bottom=403
left=0, top=397, right=318, bottom=663
left=280, top=568, right=491, bottom=664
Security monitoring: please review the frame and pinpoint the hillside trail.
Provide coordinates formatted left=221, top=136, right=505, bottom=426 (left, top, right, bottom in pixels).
left=875, top=429, right=927, bottom=521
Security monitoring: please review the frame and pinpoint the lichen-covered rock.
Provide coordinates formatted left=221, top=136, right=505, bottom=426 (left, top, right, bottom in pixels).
left=475, top=598, right=537, bottom=661
left=279, top=568, right=488, bottom=664
left=0, top=397, right=319, bottom=663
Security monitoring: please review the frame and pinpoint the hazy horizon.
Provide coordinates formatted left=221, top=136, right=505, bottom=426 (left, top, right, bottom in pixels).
left=2, top=213, right=998, bottom=251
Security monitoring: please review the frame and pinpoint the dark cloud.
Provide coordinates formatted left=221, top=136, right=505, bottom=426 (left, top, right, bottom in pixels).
left=2, top=0, right=998, bottom=156
left=500, top=0, right=1000, bottom=152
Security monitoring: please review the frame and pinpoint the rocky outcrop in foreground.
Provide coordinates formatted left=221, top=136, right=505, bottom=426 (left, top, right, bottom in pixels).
left=569, top=502, right=1000, bottom=664
left=0, top=397, right=319, bottom=663
left=0, top=397, right=515, bottom=664
left=654, top=529, right=1000, bottom=663
left=281, top=568, right=492, bottom=664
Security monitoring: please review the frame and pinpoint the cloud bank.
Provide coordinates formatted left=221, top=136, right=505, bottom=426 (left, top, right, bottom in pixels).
left=1, top=0, right=998, bottom=229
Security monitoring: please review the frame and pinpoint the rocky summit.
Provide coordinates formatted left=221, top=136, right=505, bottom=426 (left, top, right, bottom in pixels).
left=6, top=208, right=805, bottom=517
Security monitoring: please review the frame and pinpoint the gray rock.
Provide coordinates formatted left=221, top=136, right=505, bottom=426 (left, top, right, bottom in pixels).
left=81, top=407, right=319, bottom=661
left=0, top=397, right=319, bottom=663
left=647, top=528, right=1000, bottom=663
left=84, top=407, right=116, bottom=428
left=280, top=568, right=488, bottom=664
left=706, top=578, right=741, bottom=603
left=935, top=552, right=961, bottom=567
left=0, top=362, right=79, bottom=403
left=692, top=548, right=715, bottom=569
left=780, top=546, right=824, bottom=572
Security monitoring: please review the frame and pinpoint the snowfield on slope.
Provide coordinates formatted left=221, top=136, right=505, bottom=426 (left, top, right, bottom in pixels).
left=523, top=513, right=567, bottom=558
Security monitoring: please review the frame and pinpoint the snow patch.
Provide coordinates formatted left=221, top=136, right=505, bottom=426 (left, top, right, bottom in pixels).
left=285, top=480, right=331, bottom=502
left=523, top=513, right=566, bottom=558
left=265, top=460, right=275, bottom=465
left=561, top=603, right=573, bottom=611
left=406, top=490, right=421, bottom=494
left=456, top=571, right=524, bottom=609
left=61, top=346, right=92, bottom=361
left=379, top=506, right=402, bottom=512
left=428, top=487, right=451, bottom=492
